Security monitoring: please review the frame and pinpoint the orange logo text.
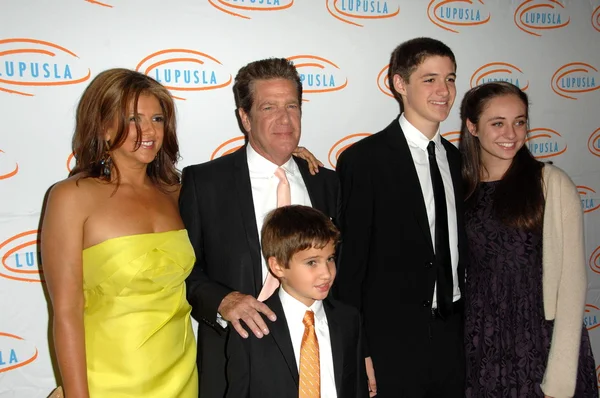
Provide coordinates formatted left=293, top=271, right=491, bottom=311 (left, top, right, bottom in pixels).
left=577, top=186, right=600, bottom=214
left=288, top=55, right=348, bottom=101
left=514, top=0, right=570, bottom=36
left=588, top=128, right=600, bottom=158
left=377, top=64, right=393, bottom=98
left=136, top=49, right=232, bottom=100
left=593, top=5, right=600, bottom=32
left=326, top=0, right=400, bottom=27
left=470, top=62, right=529, bottom=90
left=551, top=62, right=599, bottom=100
left=584, top=304, right=600, bottom=331
left=0, top=332, right=38, bottom=373
left=525, top=128, right=566, bottom=159
left=427, top=0, right=490, bottom=34
left=84, top=0, right=114, bottom=7
left=590, top=246, right=600, bottom=275
left=442, top=131, right=461, bottom=147
left=0, top=150, right=18, bottom=180
left=211, top=136, right=246, bottom=160
left=0, top=38, right=91, bottom=96
left=208, top=0, right=294, bottom=19
left=0, top=231, right=42, bottom=283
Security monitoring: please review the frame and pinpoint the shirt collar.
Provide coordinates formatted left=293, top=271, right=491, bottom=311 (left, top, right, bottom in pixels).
left=399, top=113, right=443, bottom=152
left=279, top=286, right=326, bottom=324
left=246, top=144, right=297, bottom=177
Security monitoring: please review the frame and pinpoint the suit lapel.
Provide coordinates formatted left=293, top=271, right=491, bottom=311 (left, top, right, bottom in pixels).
left=266, top=293, right=300, bottom=386
left=232, top=146, right=263, bottom=294
left=295, top=156, right=325, bottom=211
left=384, top=120, right=434, bottom=251
left=324, top=299, right=344, bottom=396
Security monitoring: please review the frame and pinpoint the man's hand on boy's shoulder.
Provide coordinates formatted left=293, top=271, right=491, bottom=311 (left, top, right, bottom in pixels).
left=218, top=291, right=277, bottom=339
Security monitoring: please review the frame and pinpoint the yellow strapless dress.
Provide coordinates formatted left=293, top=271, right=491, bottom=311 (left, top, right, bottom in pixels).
left=82, top=229, right=198, bottom=397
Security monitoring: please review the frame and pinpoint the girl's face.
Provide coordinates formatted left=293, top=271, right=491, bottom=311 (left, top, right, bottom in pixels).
left=467, top=94, right=528, bottom=174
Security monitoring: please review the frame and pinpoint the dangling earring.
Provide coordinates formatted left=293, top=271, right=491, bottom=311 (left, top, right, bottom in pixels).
left=100, top=140, right=112, bottom=177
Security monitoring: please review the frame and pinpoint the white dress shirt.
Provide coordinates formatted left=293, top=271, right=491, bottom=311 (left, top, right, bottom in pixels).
left=247, top=144, right=312, bottom=283
left=279, top=287, right=337, bottom=398
left=399, top=114, right=461, bottom=305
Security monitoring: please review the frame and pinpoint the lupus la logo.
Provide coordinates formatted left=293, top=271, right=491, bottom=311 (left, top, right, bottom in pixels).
left=514, top=0, right=570, bottom=37
left=525, top=128, right=566, bottom=159
left=376, top=65, right=393, bottom=98
left=427, top=0, right=491, bottom=33
left=584, top=304, right=600, bottom=331
left=287, top=55, right=348, bottom=101
left=590, top=245, right=600, bottom=275
left=326, top=0, right=400, bottom=27
left=208, top=0, right=294, bottom=19
left=67, top=152, right=76, bottom=173
left=328, top=133, right=371, bottom=168
left=577, top=186, right=600, bottom=213
left=0, top=38, right=91, bottom=96
left=551, top=62, right=599, bottom=100
left=0, top=230, right=42, bottom=283
left=136, top=49, right=232, bottom=100
left=470, top=62, right=530, bottom=90
left=0, top=150, right=19, bottom=180
left=84, top=0, right=115, bottom=7
left=593, top=5, right=600, bottom=32
left=588, top=128, right=600, bottom=158
left=0, top=332, right=38, bottom=373
left=442, top=131, right=461, bottom=147
left=211, top=136, right=245, bottom=160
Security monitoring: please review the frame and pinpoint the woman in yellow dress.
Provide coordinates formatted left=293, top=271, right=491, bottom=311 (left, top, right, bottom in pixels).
left=41, top=68, right=198, bottom=397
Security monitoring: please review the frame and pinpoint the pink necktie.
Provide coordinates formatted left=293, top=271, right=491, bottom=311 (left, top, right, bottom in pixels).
left=257, top=167, right=290, bottom=301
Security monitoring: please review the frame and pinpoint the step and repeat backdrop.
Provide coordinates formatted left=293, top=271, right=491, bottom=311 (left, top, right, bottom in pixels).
left=1, top=0, right=599, bottom=396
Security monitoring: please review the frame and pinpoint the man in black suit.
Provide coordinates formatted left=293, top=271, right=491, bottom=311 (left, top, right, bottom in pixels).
left=334, top=38, right=467, bottom=397
left=179, top=58, right=339, bottom=398
left=225, top=205, right=367, bottom=398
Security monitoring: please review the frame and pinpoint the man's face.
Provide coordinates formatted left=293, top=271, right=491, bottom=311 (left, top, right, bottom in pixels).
left=239, top=78, right=301, bottom=166
left=393, top=55, right=456, bottom=134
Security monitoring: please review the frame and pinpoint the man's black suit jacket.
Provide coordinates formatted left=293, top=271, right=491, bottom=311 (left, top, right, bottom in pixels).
left=225, top=290, right=368, bottom=398
left=333, top=117, right=467, bottom=390
left=179, top=145, right=339, bottom=397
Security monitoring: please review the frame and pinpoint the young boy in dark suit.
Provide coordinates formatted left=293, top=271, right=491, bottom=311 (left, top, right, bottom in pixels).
left=225, top=205, right=368, bottom=398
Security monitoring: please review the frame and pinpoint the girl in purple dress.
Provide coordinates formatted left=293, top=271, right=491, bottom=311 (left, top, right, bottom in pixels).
left=459, top=82, right=597, bottom=398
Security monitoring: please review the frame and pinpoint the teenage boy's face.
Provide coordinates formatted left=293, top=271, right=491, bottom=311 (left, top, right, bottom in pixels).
left=393, top=55, right=456, bottom=134
left=270, top=241, right=336, bottom=307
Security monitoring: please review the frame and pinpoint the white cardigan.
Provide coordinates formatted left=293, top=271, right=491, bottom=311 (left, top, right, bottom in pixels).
left=539, top=164, right=587, bottom=398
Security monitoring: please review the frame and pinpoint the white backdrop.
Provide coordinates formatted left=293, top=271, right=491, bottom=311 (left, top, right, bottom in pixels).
left=1, top=1, right=599, bottom=396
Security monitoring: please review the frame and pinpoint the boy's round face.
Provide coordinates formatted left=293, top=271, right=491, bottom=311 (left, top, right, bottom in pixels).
left=272, top=241, right=336, bottom=307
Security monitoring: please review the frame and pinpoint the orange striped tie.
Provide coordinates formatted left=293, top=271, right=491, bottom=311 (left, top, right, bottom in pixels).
left=299, top=310, right=320, bottom=398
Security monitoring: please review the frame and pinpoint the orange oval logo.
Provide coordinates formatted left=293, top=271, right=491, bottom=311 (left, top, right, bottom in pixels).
left=584, top=304, right=600, bottom=331
left=551, top=62, right=599, bottom=100
left=470, top=62, right=530, bottom=90
left=588, top=128, right=600, bottom=158
left=427, top=0, right=491, bottom=34
left=514, top=0, right=570, bottom=36
left=0, top=150, right=19, bottom=180
left=136, top=49, right=232, bottom=100
left=66, top=152, right=76, bottom=173
left=442, top=131, right=461, bottom=147
left=376, top=64, right=393, bottom=98
left=211, top=136, right=246, bottom=160
left=0, top=230, right=42, bottom=283
left=525, top=128, right=567, bottom=159
left=578, top=186, right=600, bottom=214
left=208, top=0, right=294, bottom=19
left=590, top=246, right=600, bottom=275
left=328, top=133, right=371, bottom=169
left=84, top=0, right=115, bottom=7
left=0, top=332, right=38, bottom=373
left=287, top=55, right=348, bottom=101
left=0, top=38, right=91, bottom=97
left=326, top=0, right=400, bottom=27
left=593, top=5, right=600, bottom=32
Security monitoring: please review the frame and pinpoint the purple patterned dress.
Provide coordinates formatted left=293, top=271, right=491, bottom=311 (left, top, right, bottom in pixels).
left=464, top=181, right=597, bottom=397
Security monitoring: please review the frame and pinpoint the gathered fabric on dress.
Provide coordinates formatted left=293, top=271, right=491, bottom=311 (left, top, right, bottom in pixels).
left=83, top=229, right=198, bottom=397
left=464, top=182, right=596, bottom=398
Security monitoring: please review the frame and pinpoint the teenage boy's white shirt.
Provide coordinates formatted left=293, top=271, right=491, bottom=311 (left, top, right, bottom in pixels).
left=279, top=287, right=337, bottom=398
left=399, top=113, right=461, bottom=305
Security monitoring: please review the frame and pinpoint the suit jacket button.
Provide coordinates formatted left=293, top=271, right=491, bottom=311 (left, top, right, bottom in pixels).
left=425, top=261, right=433, bottom=268
left=422, top=300, right=431, bottom=307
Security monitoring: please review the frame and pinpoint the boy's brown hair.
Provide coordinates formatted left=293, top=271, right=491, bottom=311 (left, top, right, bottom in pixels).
left=261, top=205, right=340, bottom=269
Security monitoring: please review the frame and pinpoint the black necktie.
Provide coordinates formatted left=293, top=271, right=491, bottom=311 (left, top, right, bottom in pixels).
left=427, top=141, right=453, bottom=319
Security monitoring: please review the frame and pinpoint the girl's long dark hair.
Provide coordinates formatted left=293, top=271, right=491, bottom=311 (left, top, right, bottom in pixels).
left=459, top=82, right=544, bottom=231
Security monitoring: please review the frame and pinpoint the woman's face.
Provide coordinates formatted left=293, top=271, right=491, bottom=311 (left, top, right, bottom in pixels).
left=467, top=94, right=528, bottom=173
